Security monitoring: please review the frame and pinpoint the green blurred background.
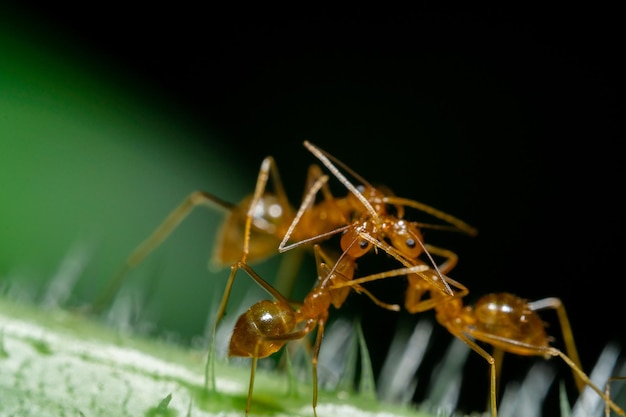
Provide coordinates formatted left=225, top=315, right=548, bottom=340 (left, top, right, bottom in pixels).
left=1, top=6, right=623, bottom=415
left=0, top=6, right=288, bottom=344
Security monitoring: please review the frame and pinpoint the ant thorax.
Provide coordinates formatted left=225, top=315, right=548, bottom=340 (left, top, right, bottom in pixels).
left=247, top=194, right=290, bottom=235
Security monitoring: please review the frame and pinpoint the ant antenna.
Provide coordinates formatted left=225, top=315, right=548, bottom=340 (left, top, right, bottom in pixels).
left=303, top=140, right=379, bottom=221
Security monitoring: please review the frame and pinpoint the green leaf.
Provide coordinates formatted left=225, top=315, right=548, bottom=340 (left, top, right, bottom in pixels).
left=0, top=297, right=434, bottom=417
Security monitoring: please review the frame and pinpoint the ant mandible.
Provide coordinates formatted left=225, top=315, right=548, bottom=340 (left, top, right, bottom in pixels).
left=330, top=266, right=626, bottom=417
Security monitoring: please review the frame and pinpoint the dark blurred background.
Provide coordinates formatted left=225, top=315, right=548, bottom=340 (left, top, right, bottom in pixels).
left=1, top=5, right=623, bottom=415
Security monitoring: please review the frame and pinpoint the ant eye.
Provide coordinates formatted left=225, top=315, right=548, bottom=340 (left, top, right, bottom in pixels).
left=359, top=240, right=369, bottom=249
left=406, top=238, right=416, bottom=249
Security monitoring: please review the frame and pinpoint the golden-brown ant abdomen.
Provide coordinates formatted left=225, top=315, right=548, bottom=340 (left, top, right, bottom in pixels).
left=228, top=300, right=296, bottom=358
left=473, top=293, right=550, bottom=354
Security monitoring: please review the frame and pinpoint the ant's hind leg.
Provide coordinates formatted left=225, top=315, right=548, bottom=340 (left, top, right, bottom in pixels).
left=606, top=377, right=626, bottom=417
left=526, top=297, right=584, bottom=392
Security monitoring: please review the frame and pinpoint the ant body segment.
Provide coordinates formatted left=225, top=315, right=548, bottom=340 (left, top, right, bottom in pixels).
left=331, top=267, right=626, bottom=417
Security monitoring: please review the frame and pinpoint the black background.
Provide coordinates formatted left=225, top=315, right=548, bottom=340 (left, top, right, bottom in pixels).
left=3, top=6, right=624, bottom=415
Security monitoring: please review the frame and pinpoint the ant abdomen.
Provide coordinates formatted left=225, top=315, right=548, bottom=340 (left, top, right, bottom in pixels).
left=228, top=300, right=296, bottom=358
left=473, top=293, right=550, bottom=353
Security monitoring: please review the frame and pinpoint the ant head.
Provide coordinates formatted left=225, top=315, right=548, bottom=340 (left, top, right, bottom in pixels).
left=386, top=219, right=424, bottom=260
left=340, top=224, right=373, bottom=258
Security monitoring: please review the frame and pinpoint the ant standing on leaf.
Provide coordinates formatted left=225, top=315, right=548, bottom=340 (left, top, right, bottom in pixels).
left=330, top=266, right=626, bottom=417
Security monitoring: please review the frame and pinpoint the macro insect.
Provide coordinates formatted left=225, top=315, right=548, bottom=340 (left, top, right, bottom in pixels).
left=216, top=242, right=424, bottom=416
left=331, top=267, right=626, bottom=417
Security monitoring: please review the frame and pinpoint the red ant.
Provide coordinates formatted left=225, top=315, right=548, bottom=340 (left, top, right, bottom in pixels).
left=217, top=242, right=423, bottom=416
left=330, top=265, right=626, bottom=417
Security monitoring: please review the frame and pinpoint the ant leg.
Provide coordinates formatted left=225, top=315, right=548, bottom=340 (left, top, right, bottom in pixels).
left=547, top=348, right=626, bottom=416
left=303, top=163, right=336, bottom=203
left=450, top=331, right=499, bottom=417
left=526, top=297, right=584, bottom=392
left=89, top=190, right=234, bottom=314
left=491, top=347, right=505, bottom=410
left=354, top=286, right=401, bottom=311
left=278, top=175, right=323, bottom=252
left=245, top=348, right=260, bottom=417
left=263, top=317, right=324, bottom=417
left=606, top=377, right=626, bottom=417
left=279, top=172, right=351, bottom=253
left=384, top=195, right=478, bottom=237
left=310, top=317, right=327, bottom=417
left=466, top=329, right=626, bottom=416
left=303, top=140, right=379, bottom=222
left=423, top=244, right=458, bottom=275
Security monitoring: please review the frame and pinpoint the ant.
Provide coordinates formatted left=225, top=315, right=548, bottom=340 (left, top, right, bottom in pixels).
left=218, top=243, right=425, bottom=416
left=330, top=266, right=626, bottom=417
